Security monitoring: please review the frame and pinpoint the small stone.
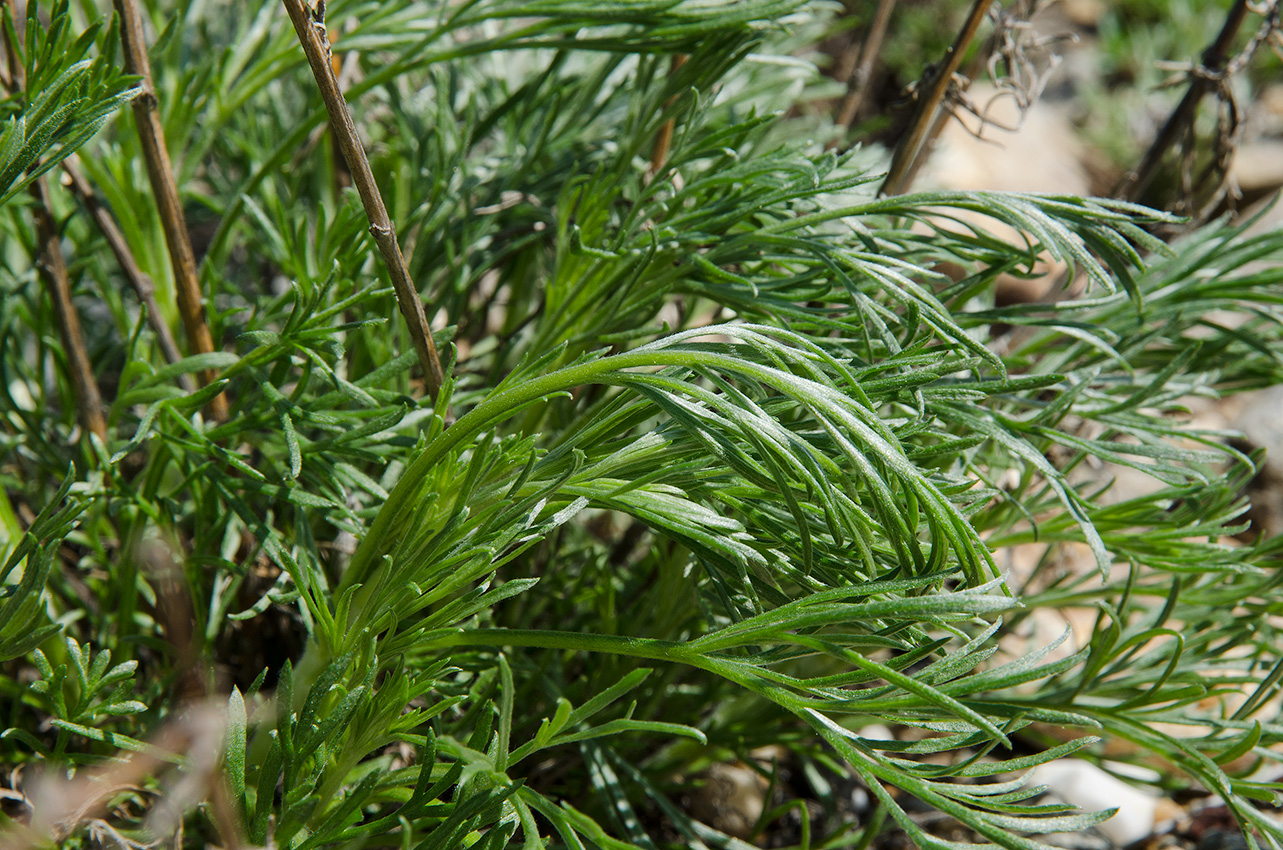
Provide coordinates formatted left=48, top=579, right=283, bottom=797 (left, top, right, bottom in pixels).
left=686, top=762, right=768, bottom=840
left=1059, top=0, right=1105, bottom=28
left=1031, top=759, right=1158, bottom=846
left=1233, top=385, right=1283, bottom=472
left=1231, top=142, right=1283, bottom=194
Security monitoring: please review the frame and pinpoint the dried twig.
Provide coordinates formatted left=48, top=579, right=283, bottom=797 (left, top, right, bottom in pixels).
left=1, top=6, right=187, bottom=389
left=895, top=71, right=970, bottom=193
left=0, top=3, right=107, bottom=442
left=281, top=0, right=445, bottom=399
left=113, top=0, right=229, bottom=421
left=1114, top=0, right=1259, bottom=204
left=984, top=3, right=1065, bottom=117
left=879, top=0, right=991, bottom=196
left=60, top=155, right=192, bottom=383
left=33, top=182, right=109, bottom=443
left=137, top=538, right=207, bottom=703
left=326, top=23, right=353, bottom=192
left=898, top=0, right=1061, bottom=190
left=649, top=53, right=689, bottom=178
left=834, top=0, right=897, bottom=132
left=0, top=702, right=239, bottom=850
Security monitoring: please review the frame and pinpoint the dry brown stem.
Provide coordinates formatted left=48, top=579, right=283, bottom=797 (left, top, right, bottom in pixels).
left=1115, top=0, right=1254, bottom=204
left=0, top=4, right=107, bottom=442
left=897, top=49, right=987, bottom=192
left=327, top=24, right=353, bottom=191
left=137, top=538, right=207, bottom=702
left=33, top=181, right=108, bottom=443
left=649, top=54, right=689, bottom=178
left=834, top=0, right=897, bottom=132
left=60, top=155, right=191, bottom=383
left=0, top=20, right=180, bottom=381
left=879, top=0, right=991, bottom=196
left=0, top=702, right=240, bottom=850
left=282, top=0, right=445, bottom=399
left=113, top=0, right=229, bottom=421
left=897, top=2, right=1063, bottom=192
left=0, top=542, right=242, bottom=849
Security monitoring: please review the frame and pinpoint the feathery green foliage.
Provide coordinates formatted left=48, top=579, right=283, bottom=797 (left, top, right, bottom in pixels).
left=1, top=2, right=1282, bottom=849
left=0, top=0, right=138, bottom=205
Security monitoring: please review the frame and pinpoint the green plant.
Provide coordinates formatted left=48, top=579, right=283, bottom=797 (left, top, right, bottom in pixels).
left=0, top=0, right=137, bottom=205
left=1, top=2, right=1282, bottom=849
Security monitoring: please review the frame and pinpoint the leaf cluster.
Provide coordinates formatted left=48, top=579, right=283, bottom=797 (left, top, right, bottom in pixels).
left=0, top=2, right=1282, bottom=850
left=0, top=0, right=139, bottom=205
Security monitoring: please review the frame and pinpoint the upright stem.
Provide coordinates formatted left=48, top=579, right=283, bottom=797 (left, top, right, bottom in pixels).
left=33, top=180, right=108, bottom=443
left=281, top=0, right=445, bottom=399
left=326, top=26, right=353, bottom=193
left=879, top=0, right=991, bottom=196
left=898, top=46, right=990, bottom=193
left=113, top=0, right=228, bottom=421
left=1115, top=0, right=1252, bottom=202
left=834, top=0, right=897, bottom=132
left=60, top=155, right=191, bottom=382
left=0, top=1, right=106, bottom=442
left=649, top=54, right=689, bottom=178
